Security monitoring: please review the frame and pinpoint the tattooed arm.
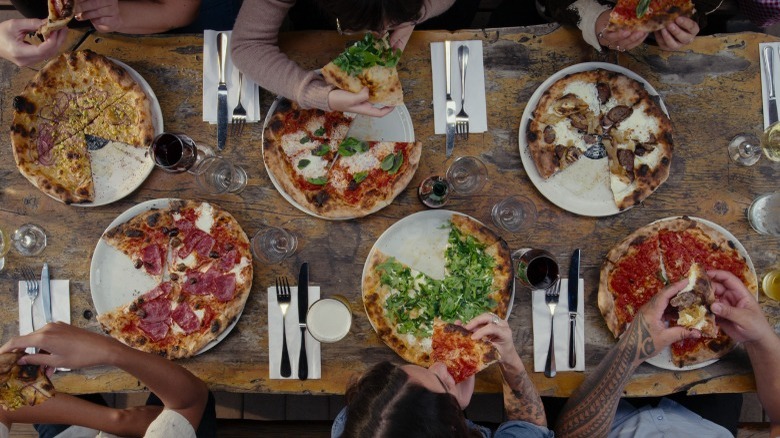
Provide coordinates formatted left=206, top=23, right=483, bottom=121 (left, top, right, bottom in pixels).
left=466, top=313, right=546, bottom=426
left=554, top=280, right=700, bottom=438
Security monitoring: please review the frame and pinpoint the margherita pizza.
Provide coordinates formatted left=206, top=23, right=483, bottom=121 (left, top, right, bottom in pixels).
left=526, top=68, right=673, bottom=210
left=607, top=0, right=696, bottom=33
left=11, top=50, right=155, bottom=204
left=97, top=200, right=253, bottom=359
left=0, top=352, right=55, bottom=411
left=432, top=319, right=500, bottom=383
left=263, top=99, right=421, bottom=219
left=362, top=213, right=513, bottom=366
left=598, top=216, right=756, bottom=367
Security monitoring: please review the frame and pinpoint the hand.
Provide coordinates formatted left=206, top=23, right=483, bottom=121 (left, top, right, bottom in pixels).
left=327, top=87, right=394, bottom=117
left=654, top=16, right=699, bottom=51
left=595, top=10, right=647, bottom=52
left=464, top=313, right=518, bottom=364
left=0, top=322, right=123, bottom=370
left=709, top=270, right=773, bottom=344
left=388, top=24, right=414, bottom=51
left=0, top=19, right=67, bottom=67
left=635, top=279, right=701, bottom=354
left=75, top=0, right=123, bottom=33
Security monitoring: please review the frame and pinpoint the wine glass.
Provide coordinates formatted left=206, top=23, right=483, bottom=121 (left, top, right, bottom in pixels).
left=446, top=156, right=487, bottom=195
left=728, top=121, right=780, bottom=166
left=193, top=157, right=248, bottom=195
left=251, top=226, right=298, bottom=264
left=491, top=196, right=537, bottom=232
left=149, top=132, right=214, bottom=173
left=0, top=224, right=48, bottom=271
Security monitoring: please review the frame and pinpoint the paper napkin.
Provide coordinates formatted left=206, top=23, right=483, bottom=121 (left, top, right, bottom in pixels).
left=532, top=278, right=585, bottom=372
left=430, top=40, right=488, bottom=134
left=203, top=30, right=262, bottom=124
left=18, top=280, right=71, bottom=335
left=760, top=42, right=780, bottom=129
left=267, top=285, right=321, bottom=379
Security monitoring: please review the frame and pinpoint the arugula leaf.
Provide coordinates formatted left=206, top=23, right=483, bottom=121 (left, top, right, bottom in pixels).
left=306, top=176, right=328, bottom=185
left=331, top=33, right=402, bottom=77
left=297, top=159, right=311, bottom=169
left=314, top=127, right=326, bottom=136
left=313, top=144, right=330, bottom=156
left=353, top=171, right=368, bottom=183
left=636, top=0, right=651, bottom=18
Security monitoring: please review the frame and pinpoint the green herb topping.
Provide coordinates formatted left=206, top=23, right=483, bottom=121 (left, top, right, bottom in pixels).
left=353, top=171, right=368, bottom=184
left=297, top=159, right=311, bottom=169
left=314, top=127, right=326, bottom=137
left=332, top=33, right=402, bottom=77
left=338, top=137, right=370, bottom=157
left=636, top=0, right=650, bottom=18
left=313, top=144, right=330, bottom=156
left=306, top=176, right=328, bottom=185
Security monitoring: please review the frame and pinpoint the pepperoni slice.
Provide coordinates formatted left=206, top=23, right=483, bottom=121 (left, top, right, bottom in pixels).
left=140, top=298, right=171, bottom=323
left=141, top=244, right=164, bottom=276
left=194, top=234, right=216, bottom=259
left=178, top=229, right=210, bottom=259
left=138, top=320, right=169, bottom=341
left=142, top=281, right=173, bottom=301
left=219, top=249, right=238, bottom=271
left=212, top=274, right=237, bottom=302
left=172, top=302, right=200, bottom=334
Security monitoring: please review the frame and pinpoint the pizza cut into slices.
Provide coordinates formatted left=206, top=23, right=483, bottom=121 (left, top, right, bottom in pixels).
left=607, top=0, right=696, bottom=33
left=669, top=263, right=718, bottom=337
left=0, top=352, right=55, bottom=411
left=321, top=33, right=404, bottom=106
left=431, top=319, right=500, bottom=383
left=36, top=0, right=75, bottom=40
left=103, top=207, right=174, bottom=280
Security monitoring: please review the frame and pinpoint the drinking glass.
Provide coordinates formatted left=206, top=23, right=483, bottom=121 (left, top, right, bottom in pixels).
left=748, top=192, right=780, bottom=235
left=0, top=227, right=11, bottom=271
left=193, top=157, right=248, bottom=195
left=491, top=196, right=537, bottom=232
left=149, top=132, right=214, bottom=173
left=418, top=175, right=450, bottom=208
left=512, top=248, right=559, bottom=290
left=446, top=156, right=487, bottom=195
left=728, top=121, right=780, bottom=166
left=12, top=224, right=47, bottom=257
left=306, top=296, right=352, bottom=343
left=762, top=269, right=780, bottom=300
left=251, top=226, right=298, bottom=264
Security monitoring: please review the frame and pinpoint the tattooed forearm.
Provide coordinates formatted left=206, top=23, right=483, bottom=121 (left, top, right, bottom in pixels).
left=501, top=362, right=547, bottom=426
left=555, top=313, right=655, bottom=438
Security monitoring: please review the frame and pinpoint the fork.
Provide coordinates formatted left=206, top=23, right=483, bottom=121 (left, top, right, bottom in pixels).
left=230, top=71, right=247, bottom=138
left=275, top=276, right=292, bottom=377
left=544, top=279, right=561, bottom=378
left=455, top=44, right=470, bottom=139
left=21, top=267, right=39, bottom=353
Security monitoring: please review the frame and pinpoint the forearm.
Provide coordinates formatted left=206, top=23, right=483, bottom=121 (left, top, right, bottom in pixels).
left=500, top=352, right=546, bottom=426
left=746, top=333, right=780, bottom=422
left=115, top=0, right=200, bottom=34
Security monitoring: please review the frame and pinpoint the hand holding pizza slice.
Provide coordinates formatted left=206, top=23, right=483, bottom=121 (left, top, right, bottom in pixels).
left=431, top=318, right=499, bottom=383
left=0, top=352, right=55, bottom=411
left=36, top=0, right=75, bottom=41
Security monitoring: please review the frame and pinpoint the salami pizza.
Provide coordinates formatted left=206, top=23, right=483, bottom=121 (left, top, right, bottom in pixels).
left=263, top=99, right=421, bottom=219
left=96, top=200, right=253, bottom=359
left=432, top=319, right=500, bottom=383
left=0, top=352, right=55, bottom=411
left=607, top=0, right=696, bottom=33
left=598, top=216, right=756, bottom=368
left=362, top=213, right=513, bottom=366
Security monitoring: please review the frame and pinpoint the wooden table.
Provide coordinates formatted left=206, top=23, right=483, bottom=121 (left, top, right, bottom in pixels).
left=1, top=24, right=778, bottom=398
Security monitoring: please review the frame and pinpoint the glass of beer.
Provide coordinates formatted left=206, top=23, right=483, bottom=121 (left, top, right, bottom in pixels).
left=728, top=121, right=780, bottom=166
left=762, top=270, right=780, bottom=300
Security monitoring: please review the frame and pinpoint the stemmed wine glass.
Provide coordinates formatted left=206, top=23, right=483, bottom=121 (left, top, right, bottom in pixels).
left=0, top=223, right=48, bottom=271
left=251, top=226, right=298, bottom=264
left=149, top=132, right=214, bottom=174
left=491, top=196, right=537, bottom=233
left=193, top=157, right=248, bottom=195
left=446, top=156, right=487, bottom=195
left=728, top=121, right=780, bottom=166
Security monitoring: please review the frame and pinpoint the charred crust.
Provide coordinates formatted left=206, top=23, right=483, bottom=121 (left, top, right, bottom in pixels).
left=125, top=229, right=144, bottom=238
left=12, top=96, right=36, bottom=114
left=210, top=320, right=221, bottom=333
left=146, top=212, right=161, bottom=227
left=636, top=164, right=650, bottom=177
left=314, top=190, right=329, bottom=207
left=133, top=259, right=144, bottom=269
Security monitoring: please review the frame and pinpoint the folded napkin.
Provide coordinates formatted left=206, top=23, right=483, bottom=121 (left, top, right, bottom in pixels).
left=267, top=285, right=321, bottom=379
left=532, top=279, right=585, bottom=372
left=430, top=40, right=488, bottom=135
left=18, top=280, right=71, bottom=335
left=203, top=30, right=261, bottom=124
left=760, top=42, right=780, bottom=129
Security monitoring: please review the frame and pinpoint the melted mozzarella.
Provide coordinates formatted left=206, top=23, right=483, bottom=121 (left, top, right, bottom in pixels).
left=305, top=116, right=326, bottom=136
left=230, top=257, right=252, bottom=282
left=339, top=150, right=379, bottom=174
left=293, top=153, right=328, bottom=180
left=195, top=202, right=214, bottom=233
left=281, top=131, right=320, bottom=157
left=551, top=119, right=586, bottom=148
left=562, top=80, right=600, bottom=114
left=615, top=103, right=660, bottom=143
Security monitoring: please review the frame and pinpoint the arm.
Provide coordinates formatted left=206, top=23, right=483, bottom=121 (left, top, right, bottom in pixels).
left=555, top=280, right=700, bottom=437
left=466, top=313, right=546, bottom=426
left=75, top=0, right=201, bottom=34
left=0, top=19, right=67, bottom=66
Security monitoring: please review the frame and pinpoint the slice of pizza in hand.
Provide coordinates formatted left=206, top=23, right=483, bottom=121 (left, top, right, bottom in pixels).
left=321, top=33, right=404, bottom=106
left=0, top=352, right=55, bottom=411
left=669, top=263, right=718, bottom=338
left=431, top=319, right=500, bottom=383
left=607, top=0, right=696, bottom=33
left=36, top=0, right=75, bottom=40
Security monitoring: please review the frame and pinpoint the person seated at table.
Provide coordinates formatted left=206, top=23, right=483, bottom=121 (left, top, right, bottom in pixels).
left=0, top=322, right=216, bottom=438
left=230, top=0, right=457, bottom=117
left=0, top=18, right=67, bottom=66
left=330, top=312, right=552, bottom=437
left=554, top=270, right=780, bottom=437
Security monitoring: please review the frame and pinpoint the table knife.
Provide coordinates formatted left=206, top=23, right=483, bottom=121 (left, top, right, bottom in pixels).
left=568, top=249, right=580, bottom=369
left=41, top=263, right=52, bottom=324
left=444, top=40, right=456, bottom=157
left=298, top=262, right=309, bottom=380
left=764, top=46, right=779, bottom=125
left=216, top=32, right=229, bottom=151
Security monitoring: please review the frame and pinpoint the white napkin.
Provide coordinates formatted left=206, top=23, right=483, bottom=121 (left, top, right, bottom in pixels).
left=760, top=42, right=780, bottom=129
left=18, top=280, right=71, bottom=334
left=203, top=30, right=261, bottom=123
left=430, top=40, right=488, bottom=134
left=532, top=279, right=585, bottom=372
left=267, top=286, right=321, bottom=379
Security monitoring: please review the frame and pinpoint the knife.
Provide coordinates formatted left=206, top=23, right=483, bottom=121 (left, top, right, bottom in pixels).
left=41, top=263, right=52, bottom=324
left=216, top=32, right=229, bottom=151
left=568, top=249, right=580, bottom=369
left=444, top=40, right=456, bottom=157
left=298, top=262, right=309, bottom=380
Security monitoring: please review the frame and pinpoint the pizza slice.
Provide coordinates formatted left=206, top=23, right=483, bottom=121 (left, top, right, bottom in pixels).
left=431, top=319, right=500, bottom=383
left=321, top=33, right=404, bottom=106
left=36, top=0, right=75, bottom=40
left=102, top=207, right=174, bottom=279
left=0, top=352, right=55, bottom=411
left=606, top=0, right=696, bottom=33
left=669, top=263, right=718, bottom=337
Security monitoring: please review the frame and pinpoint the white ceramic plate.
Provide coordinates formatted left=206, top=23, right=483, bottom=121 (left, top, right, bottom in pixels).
left=89, top=198, right=244, bottom=356
left=72, top=59, right=162, bottom=207
left=518, top=62, right=669, bottom=217
left=640, top=216, right=757, bottom=371
left=261, top=96, right=415, bottom=220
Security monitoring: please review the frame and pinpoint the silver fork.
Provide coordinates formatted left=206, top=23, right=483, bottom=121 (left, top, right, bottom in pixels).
left=544, top=279, right=561, bottom=378
left=275, top=276, right=292, bottom=377
left=21, top=267, right=39, bottom=353
left=455, top=44, right=470, bottom=139
left=230, top=71, right=247, bottom=138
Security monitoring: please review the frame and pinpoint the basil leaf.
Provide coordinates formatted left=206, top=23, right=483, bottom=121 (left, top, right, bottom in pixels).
left=353, top=171, right=368, bottom=183
left=306, top=176, right=328, bottom=185
left=380, top=154, right=395, bottom=171
left=313, top=144, right=330, bottom=156
left=636, top=0, right=650, bottom=18
left=314, top=127, right=326, bottom=136
left=388, top=152, right=404, bottom=174
left=338, top=137, right=368, bottom=157
left=300, top=135, right=311, bottom=144
left=297, top=159, right=310, bottom=169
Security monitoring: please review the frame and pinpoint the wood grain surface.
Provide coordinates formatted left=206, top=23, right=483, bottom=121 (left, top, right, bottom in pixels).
left=0, top=25, right=778, bottom=397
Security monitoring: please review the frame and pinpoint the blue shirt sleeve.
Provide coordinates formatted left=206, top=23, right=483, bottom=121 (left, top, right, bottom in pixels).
left=493, top=420, right=555, bottom=438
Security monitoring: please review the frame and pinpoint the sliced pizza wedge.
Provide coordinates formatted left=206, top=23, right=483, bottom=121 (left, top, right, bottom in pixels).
left=103, top=207, right=174, bottom=280
left=431, top=319, right=500, bottom=383
left=606, top=0, right=696, bottom=33
left=36, top=0, right=75, bottom=40
left=0, top=352, right=55, bottom=411
left=669, top=263, right=718, bottom=337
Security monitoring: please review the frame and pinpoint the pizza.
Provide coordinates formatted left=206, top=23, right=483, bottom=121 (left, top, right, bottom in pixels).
left=36, top=0, right=75, bottom=40
left=607, top=0, right=696, bottom=33
left=362, top=213, right=513, bottom=366
left=526, top=68, right=673, bottom=210
left=0, top=352, right=55, bottom=411
left=10, top=50, right=155, bottom=205
left=432, top=319, right=500, bottom=383
left=670, top=262, right=718, bottom=338
left=598, top=216, right=757, bottom=367
left=96, top=200, right=253, bottom=359
left=263, top=99, right=421, bottom=219
left=321, top=33, right=404, bottom=106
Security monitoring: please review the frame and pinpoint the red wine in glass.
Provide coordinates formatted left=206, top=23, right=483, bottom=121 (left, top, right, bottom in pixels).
left=150, top=133, right=198, bottom=173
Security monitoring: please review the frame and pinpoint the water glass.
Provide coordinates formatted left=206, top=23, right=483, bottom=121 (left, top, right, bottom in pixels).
left=193, top=157, right=248, bottom=195
left=251, top=227, right=298, bottom=264
left=491, top=196, right=537, bottom=232
left=306, top=296, right=352, bottom=343
left=748, top=192, right=780, bottom=235
left=12, top=224, right=47, bottom=257
left=512, top=248, right=559, bottom=290
left=446, top=156, right=487, bottom=195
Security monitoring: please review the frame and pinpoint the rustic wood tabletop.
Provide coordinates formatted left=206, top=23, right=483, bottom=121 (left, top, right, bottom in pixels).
left=0, top=24, right=778, bottom=397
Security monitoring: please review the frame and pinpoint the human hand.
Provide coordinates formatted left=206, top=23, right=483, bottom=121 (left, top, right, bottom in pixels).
left=709, top=270, right=772, bottom=344
left=0, top=19, right=67, bottom=67
left=635, top=279, right=701, bottom=355
left=654, top=16, right=699, bottom=51
left=388, top=24, right=414, bottom=51
left=328, top=87, right=394, bottom=117
left=75, top=0, right=123, bottom=33
left=465, top=313, right=518, bottom=364
left=595, top=10, right=647, bottom=52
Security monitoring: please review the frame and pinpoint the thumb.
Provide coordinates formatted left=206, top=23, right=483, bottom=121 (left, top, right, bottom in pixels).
left=665, top=326, right=700, bottom=346
left=711, top=302, right=747, bottom=324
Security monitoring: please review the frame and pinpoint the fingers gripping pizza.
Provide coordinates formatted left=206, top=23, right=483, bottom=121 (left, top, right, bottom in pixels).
left=607, top=0, right=696, bottom=33
left=670, top=263, right=718, bottom=338
left=432, top=319, right=500, bottom=383
left=36, top=0, right=75, bottom=40
left=0, top=352, right=55, bottom=411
